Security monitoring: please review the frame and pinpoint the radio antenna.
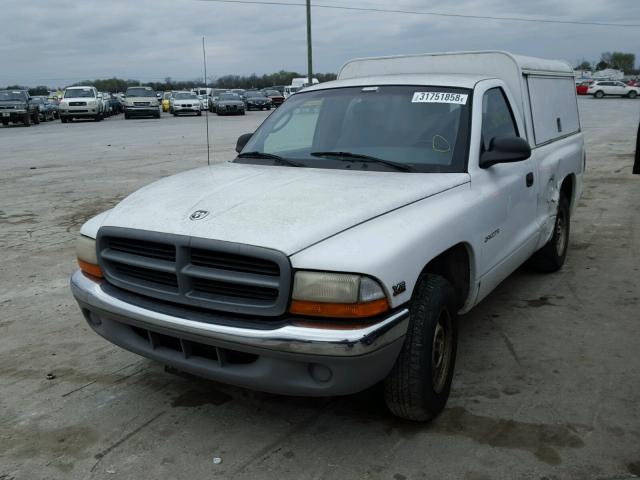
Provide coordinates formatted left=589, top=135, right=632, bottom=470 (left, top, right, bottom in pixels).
left=202, top=36, right=211, bottom=166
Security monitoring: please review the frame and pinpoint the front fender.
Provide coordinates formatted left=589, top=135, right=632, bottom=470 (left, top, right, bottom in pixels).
left=290, top=182, right=480, bottom=310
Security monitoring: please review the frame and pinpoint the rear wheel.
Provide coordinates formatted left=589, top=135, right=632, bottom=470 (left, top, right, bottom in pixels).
left=629, top=91, right=638, bottom=99
left=384, top=274, right=458, bottom=421
left=528, top=194, right=570, bottom=272
left=594, top=90, right=605, bottom=99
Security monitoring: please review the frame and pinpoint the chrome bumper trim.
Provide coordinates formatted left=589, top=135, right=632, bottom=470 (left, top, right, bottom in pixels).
left=71, top=270, right=409, bottom=357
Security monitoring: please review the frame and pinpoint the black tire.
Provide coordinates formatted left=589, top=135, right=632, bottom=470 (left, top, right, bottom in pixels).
left=594, top=90, right=605, bottom=99
left=173, top=112, right=178, bottom=117
left=23, top=113, right=31, bottom=127
left=528, top=194, right=570, bottom=272
left=2, top=120, right=8, bottom=126
left=384, top=274, right=458, bottom=422
left=60, top=116, right=68, bottom=123
left=629, top=91, right=638, bottom=99
left=240, top=110, right=245, bottom=116
left=32, top=112, right=40, bottom=124
left=197, top=111, right=202, bottom=116
left=124, top=113, right=130, bottom=120
left=155, top=112, right=161, bottom=119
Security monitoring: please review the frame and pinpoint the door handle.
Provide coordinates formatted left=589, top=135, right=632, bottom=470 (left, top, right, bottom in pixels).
left=526, top=172, right=534, bottom=187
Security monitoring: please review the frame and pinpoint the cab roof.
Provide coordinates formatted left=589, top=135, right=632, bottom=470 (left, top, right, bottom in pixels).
left=303, top=73, right=492, bottom=92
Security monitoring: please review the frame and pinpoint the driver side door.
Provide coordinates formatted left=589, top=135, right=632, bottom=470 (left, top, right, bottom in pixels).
left=472, top=84, right=539, bottom=299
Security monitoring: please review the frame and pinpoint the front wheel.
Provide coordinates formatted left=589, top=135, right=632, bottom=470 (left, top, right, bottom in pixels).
left=32, top=112, right=40, bottom=124
left=23, top=113, right=31, bottom=127
left=197, top=111, right=202, bottom=116
left=528, top=195, right=570, bottom=272
left=384, top=274, right=458, bottom=422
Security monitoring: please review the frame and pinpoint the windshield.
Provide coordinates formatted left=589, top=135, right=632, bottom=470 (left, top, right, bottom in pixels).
left=0, top=91, right=27, bottom=101
left=247, top=92, right=266, bottom=98
left=31, top=97, right=45, bottom=104
left=220, top=94, right=240, bottom=101
left=239, top=85, right=472, bottom=173
left=126, top=87, right=156, bottom=97
left=174, top=92, right=198, bottom=99
left=65, top=88, right=95, bottom=98
left=264, top=90, right=281, bottom=96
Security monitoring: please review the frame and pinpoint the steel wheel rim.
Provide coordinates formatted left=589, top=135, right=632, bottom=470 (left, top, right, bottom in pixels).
left=431, top=308, right=453, bottom=394
left=555, top=209, right=567, bottom=256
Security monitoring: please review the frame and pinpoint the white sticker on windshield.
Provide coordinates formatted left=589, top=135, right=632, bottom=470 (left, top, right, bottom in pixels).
left=412, top=92, right=468, bottom=104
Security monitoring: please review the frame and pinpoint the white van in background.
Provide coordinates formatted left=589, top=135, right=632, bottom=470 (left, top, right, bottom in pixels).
left=284, top=77, right=320, bottom=98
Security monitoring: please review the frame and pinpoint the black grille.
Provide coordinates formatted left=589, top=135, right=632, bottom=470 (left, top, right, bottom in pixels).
left=130, top=325, right=258, bottom=364
left=191, top=248, right=279, bottom=276
left=113, top=263, right=178, bottom=289
left=109, top=238, right=176, bottom=261
left=97, top=229, right=290, bottom=317
left=70, top=101, right=86, bottom=106
left=191, top=277, right=278, bottom=301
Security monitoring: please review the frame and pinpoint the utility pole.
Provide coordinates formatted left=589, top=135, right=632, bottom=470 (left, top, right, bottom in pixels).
left=306, top=0, right=313, bottom=86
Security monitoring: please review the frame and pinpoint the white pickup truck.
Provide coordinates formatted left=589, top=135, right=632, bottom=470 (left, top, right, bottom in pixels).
left=71, top=51, right=584, bottom=421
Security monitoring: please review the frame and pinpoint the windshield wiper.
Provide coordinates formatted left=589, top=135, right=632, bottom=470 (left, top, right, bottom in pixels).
left=237, top=151, right=304, bottom=167
left=310, top=151, right=413, bottom=172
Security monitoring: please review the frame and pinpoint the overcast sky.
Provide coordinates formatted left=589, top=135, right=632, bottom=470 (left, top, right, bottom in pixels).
left=1, top=0, right=639, bottom=87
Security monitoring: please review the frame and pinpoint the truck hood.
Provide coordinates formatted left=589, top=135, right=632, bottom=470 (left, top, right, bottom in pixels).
left=100, top=163, right=469, bottom=255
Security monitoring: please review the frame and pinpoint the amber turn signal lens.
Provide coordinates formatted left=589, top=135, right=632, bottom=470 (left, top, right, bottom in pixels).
left=78, top=259, right=103, bottom=278
left=289, top=298, right=389, bottom=318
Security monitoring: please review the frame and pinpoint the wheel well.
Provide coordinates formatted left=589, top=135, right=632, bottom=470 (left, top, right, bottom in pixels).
left=560, top=174, right=575, bottom=206
left=419, top=243, right=471, bottom=310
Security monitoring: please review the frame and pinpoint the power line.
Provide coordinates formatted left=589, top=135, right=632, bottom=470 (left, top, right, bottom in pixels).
left=197, top=0, right=640, bottom=28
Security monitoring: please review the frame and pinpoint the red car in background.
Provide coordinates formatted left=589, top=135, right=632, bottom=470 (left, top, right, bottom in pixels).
left=262, top=89, right=285, bottom=107
left=576, top=81, right=593, bottom=95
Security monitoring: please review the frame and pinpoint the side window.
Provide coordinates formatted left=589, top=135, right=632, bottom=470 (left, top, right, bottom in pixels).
left=481, top=88, right=518, bottom=150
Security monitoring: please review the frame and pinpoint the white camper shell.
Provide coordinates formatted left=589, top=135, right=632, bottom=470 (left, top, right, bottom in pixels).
left=339, top=51, right=580, bottom=148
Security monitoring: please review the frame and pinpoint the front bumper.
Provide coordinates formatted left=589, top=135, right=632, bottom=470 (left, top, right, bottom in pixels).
left=125, top=106, right=158, bottom=116
left=174, top=106, right=201, bottom=113
left=1, top=110, right=27, bottom=119
left=70, top=270, right=409, bottom=396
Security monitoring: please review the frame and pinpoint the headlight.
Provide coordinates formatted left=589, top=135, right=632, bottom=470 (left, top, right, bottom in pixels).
left=88, top=100, right=97, bottom=106
left=76, top=235, right=102, bottom=278
left=290, top=271, right=388, bottom=318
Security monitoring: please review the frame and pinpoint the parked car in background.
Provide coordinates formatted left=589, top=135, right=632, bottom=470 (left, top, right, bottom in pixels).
left=245, top=91, right=272, bottom=111
left=0, top=89, right=40, bottom=127
left=123, top=86, right=161, bottom=119
left=587, top=81, right=639, bottom=98
left=215, top=92, right=245, bottom=115
left=262, top=89, right=284, bottom=107
left=98, top=93, right=112, bottom=117
left=576, top=81, right=592, bottom=95
left=283, top=85, right=301, bottom=98
left=170, top=91, right=202, bottom=116
left=59, top=86, right=103, bottom=123
left=162, top=91, right=172, bottom=112
left=31, top=96, right=57, bottom=122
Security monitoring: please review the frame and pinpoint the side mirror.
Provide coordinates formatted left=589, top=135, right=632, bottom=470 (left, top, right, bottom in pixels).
left=236, top=133, right=253, bottom=153
left=480, top=136, right=531, bottom=169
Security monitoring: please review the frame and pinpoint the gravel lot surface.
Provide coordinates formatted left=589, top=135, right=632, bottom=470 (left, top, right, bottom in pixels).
left=1, top=100, right=639, bottom=480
